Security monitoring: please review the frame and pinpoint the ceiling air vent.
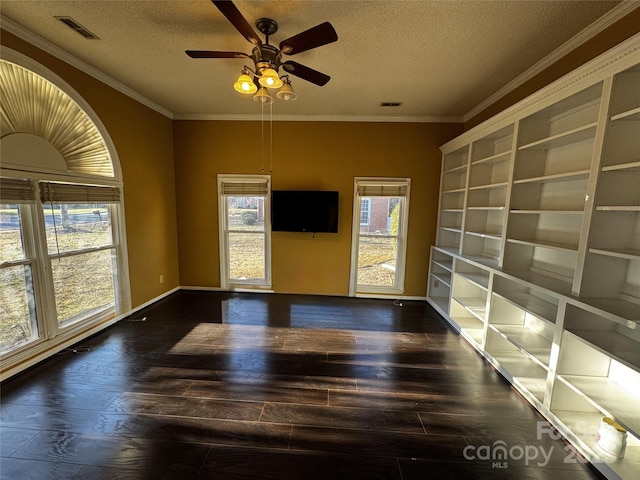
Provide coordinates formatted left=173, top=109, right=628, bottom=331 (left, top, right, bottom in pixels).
left=55, top=16, right=100, bottom=39
left=380, top=102, right=402, bottom=107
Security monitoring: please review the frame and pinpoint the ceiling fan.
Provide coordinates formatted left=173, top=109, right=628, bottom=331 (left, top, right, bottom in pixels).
left=186, top=0, right=338, bottom=98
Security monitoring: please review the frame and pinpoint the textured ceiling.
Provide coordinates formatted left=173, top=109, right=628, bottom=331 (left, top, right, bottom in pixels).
left=0, top=1, right=631, bottom=121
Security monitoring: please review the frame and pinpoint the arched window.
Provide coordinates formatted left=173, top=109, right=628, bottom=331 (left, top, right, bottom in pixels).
left=0, top=50, right=130, bottom=379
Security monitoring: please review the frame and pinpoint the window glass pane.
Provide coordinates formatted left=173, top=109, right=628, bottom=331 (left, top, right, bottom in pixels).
left=1, top=204, right=26, bottom=262
left=226, top=197, right=265, bottom=232
left=357, top=236, right=397, bottom=287
left=0, top=265, right=37, bottom=353
left=43, top=203, right=112, bottom=255
left=359, top=197, right=401, bottom=235
left=359, top=198, right=370, bottom=226
left=228, top=232, right=265, bottom=281
left=51, top=250, right=115, bottom=326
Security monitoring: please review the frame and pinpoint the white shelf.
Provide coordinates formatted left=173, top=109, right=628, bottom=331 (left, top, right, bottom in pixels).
left=493, top=291, right=557, bottom=323
left=433, top=246, right=459, bottom=256
left=513, top=169, right=591, bottom=185
left=611, top=106, right=640, bottom=122
left=492, top=325, right=553, bottom=366
left=518, top=123, right=598, bottom=151
left=507, top=237, right=579, bottom=253
left=502, top=268, right=573, bottom=297
left=487, top=350, right=548, bottom=402
left=455, top=272, right=489, bottom=290
left=472, top=151, right=511, bottom=166
left=432, top=259, right=453, bottom=272
left=468, top=182, right=508, bottom=191
left=559, top=375, right=640, bottom=436
left=567, top=330, right=640, bottom=371
left=596, top=206, right=640, bottom=212
left=602, top=161, right=640, bottom=172
left=464, top=230, right=502, bottom=241
left=431, top=271, right=452, bottom=287
left=578, top=297, right=640, bottom=324
left=510, top=209, right=584, bottom=215
left=589, top=248, right=640, bottom=261
left=452, top=296, right=487, bottom=319
left=444, top=164, right=468, bottom=174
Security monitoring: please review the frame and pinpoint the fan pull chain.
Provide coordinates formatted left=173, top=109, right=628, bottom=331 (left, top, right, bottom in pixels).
left=260, top=100, right=265, bottom=173
left=269, top=101, right=273, bottom=173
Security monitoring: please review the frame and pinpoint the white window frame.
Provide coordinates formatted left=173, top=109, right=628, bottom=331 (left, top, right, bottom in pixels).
left=217, top=174, right=272, bottom=290
left=349, top=177, right=411, bottom=297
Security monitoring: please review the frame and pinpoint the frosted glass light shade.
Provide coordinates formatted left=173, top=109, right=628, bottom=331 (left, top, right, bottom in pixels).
left=234, top=73, right=257, bottom=94
left=253, top=87, right=274, bottom=104
left=258, top=68, right=283, bottom=88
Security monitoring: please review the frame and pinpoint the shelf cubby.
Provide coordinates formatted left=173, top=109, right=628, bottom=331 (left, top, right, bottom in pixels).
left=564, top=304, right=640, bottom=371
left=508, top=210, right=583, bottom=251
left=492, top=275, right=559, bottom=323
left=467, top=184, right=507, bottom=209
left=609, top=65, right=640, bottom=121
left=502, top=241, right=576, bottom=295
left=488, top=291, right=555, bottom=367
left=449, top=299, right=486, bottom=346
left=428, top=247, right=454, bottom=315
left=485, top=327, right=549, bottom=404
left=556, top=332, right=640, bottom=437
left=517, top=83, right=603, bottom=148
left=450, top=266, right=489, bottom=340
left=581, top=207, right=640, bottom=322
left=510, top=175, right=589, bottom=212
left=550, top=381, right=640, bottom=480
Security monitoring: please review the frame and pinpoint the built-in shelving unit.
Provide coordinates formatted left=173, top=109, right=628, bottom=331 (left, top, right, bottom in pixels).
left=428, top=36, right=640, bottom=480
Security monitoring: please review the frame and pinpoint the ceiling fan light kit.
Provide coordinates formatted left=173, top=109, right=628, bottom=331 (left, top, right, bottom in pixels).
left=186, top=0, right=337, bottom=103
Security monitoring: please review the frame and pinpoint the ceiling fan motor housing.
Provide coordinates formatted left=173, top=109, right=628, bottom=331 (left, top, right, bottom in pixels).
left=252, top=44, right=282, bottom=74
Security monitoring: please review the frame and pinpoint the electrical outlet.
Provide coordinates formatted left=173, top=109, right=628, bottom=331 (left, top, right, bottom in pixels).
left=160, top=274, right=164, bottom=284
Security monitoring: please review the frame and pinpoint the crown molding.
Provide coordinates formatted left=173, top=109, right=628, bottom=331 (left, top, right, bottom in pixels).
left=173, top=113, right=464, bottom=123
left=464, top=1, right=640, bottom=123
left=442, top=32, right=640, bottom=152
left=0, top=16, right=174, bottom=119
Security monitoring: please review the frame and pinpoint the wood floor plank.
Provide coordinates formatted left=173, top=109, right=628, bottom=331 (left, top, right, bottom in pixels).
left=259, top=402, right=424, bottom=433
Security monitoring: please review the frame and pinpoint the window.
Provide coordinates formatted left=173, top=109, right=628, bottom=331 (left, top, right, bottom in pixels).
left=350, top=178, right=410, bottom=296
left=0, top=53, right=129, bottom=378
left=0, top=179, right=38, bottom=353
left=218, top=175, right=271, bottom=289
left=360, top=198, right=371, bottom=226
left=40, top=182, right=120, bottom=327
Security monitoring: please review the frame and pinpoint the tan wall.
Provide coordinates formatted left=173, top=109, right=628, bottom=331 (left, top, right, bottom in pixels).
left=1, top=30, right=180, bottom=309
left=174, top=120, right=462, bottom=297
left=466, top=9, right=640, bottom=129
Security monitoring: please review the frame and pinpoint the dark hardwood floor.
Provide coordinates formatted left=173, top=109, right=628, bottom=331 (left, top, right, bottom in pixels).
left=1, top=291, right=604, bottom=479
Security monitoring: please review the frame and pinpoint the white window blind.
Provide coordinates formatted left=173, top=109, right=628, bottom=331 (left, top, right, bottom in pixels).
left=0, top=177, right=35, bottom=203
left=39, top=182, right=121, bottom=203
left=219, top=179, right=269, bottom=196
left=357, top=183, right=408, bottom=197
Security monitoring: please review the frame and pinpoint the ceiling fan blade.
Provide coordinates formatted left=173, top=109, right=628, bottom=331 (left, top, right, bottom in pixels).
left=282, top=61, right=330, bottom=86
left=212, top=0, right=262, bottom=46
left=186, top=50, right=249, bottom=59
left=279, top=22, right=337, bottom=55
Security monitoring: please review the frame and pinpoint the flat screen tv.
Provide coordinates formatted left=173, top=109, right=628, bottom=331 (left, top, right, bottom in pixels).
left=272, top=190, right=339, bottom=233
